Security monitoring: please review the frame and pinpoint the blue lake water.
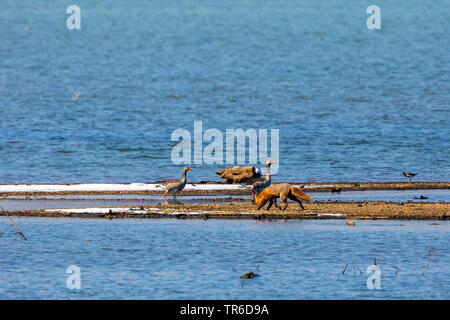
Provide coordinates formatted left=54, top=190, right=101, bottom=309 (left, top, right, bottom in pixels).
left=0, top=0, right=449, bottom=183
left=0, top=217, right=449, bottom=299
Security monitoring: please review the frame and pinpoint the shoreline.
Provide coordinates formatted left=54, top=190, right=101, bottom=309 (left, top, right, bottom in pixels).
left=1, top=182, right=448, bottom=221
left=2, top=201, right=448, bottom=221
left=0, top=181, right=449, bottom=196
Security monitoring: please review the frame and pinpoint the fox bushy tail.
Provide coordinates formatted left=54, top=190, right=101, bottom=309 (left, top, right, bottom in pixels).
left=290, top=187, right=312, bottom=203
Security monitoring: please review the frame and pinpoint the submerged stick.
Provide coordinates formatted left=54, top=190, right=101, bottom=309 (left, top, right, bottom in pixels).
left=0, top=206, right=27, bottom=240
left=355, top=261, right=363, bottom=274
left=422, top=250, right=437, bottom=276
left=342, top=264, right=348, bottom=274
left=0, top=224, right=12, bottom=238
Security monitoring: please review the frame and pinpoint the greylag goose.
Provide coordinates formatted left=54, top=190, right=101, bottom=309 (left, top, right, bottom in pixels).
left=250, top=160, right=276, bottom=202
left=162, top=166, right=192, bottom=201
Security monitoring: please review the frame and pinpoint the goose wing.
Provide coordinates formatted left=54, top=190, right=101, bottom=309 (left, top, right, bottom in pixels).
left=252, top=179, right=270, bottom=192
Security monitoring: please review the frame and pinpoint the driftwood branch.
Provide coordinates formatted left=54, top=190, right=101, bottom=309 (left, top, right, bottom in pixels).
left=342, top=264, right=348, bottom=274
left=0, top=206, right=27, bottom=240
left=422, top=250, right=437, bottom=275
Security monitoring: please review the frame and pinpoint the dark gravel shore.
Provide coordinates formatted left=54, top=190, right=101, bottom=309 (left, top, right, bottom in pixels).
left=1, top=182, right=448, bottom=220
left=2, top=201, right=448, bottom=221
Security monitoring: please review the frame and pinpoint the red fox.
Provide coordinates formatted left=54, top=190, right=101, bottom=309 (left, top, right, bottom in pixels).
left=255, top=183, right=312, bottom=211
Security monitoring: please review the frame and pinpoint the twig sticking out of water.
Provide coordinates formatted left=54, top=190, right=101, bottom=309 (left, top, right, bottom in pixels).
left=342, top=264, right=348, bottom=274
left=342, top=262, right=362, bottom=275
left=352, top=261, right=362, bottom=276
left=422, top=250, right=437, bottom=276
left=0, top=206, right=27, bottom=240
left=354, top=261, right=362, bottom=274
left=0, top=223, right=13, bottom=238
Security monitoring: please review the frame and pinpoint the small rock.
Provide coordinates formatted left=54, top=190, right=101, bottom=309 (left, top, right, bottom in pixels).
left=240, top=272, right=259, bottom=279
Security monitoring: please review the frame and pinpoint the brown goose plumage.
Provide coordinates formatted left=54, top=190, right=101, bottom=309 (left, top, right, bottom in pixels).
left=162, top=167, right=192, bottom=201
left=250, top=160, right=276, bottom=202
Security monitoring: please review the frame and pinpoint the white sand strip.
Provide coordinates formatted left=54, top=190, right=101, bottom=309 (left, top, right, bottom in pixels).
left=303, top=212, right=345, bottom=217
left=44, top=207, right=167, bottom=214
left=0, top=183, right=350, bottom=193
left=45, top=207, right=137, bottom=214
left=294, top=184, right=352, bottom=189
left=167, top=211, right=209, bottom=215
left=0, top=183, right=246, bottom=193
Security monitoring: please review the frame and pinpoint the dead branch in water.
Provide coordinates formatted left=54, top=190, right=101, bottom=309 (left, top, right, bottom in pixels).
left=422, top=250, right=437, bottom=276
left=0, top=206, right=27, bottom=240
left=354, top=261, right=362, bottom=274
left=342, top=264, right=349, bottom=274
left=0, top=223, right=13, bottom=238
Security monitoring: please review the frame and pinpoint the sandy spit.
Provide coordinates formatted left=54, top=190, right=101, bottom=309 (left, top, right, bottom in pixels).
left=2, top=201, right=448, bottom=220
left=0, top=181, right=448, bottom=196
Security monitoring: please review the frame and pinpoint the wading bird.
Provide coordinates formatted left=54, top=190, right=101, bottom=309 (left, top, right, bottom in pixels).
left=402, top=171, right=417, bottom=182
left=161, top=167, right=192, bottom=202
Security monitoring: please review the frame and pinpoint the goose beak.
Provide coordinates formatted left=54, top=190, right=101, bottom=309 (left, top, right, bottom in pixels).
left=187, top=168, right=192, bottom=171
left=271, top=161, right=277, bottom=164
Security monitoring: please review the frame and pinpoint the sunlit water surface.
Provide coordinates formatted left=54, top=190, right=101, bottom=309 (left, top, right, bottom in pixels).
left=0, top=0, right=449, bottom=183
left=0, top=217, right=448, bottom=299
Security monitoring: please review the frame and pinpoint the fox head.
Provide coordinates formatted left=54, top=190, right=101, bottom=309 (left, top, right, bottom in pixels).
left=254, top=187, right=271, bottom=206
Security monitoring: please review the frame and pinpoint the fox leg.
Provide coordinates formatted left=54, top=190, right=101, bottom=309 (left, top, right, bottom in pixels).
left=288, top=194, right=305, bottom=210
left=273, top=198, right=282, bottom=210
left=266, top=199, right=274, bottom=210
left=281, top=197, right=289, bottom=211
